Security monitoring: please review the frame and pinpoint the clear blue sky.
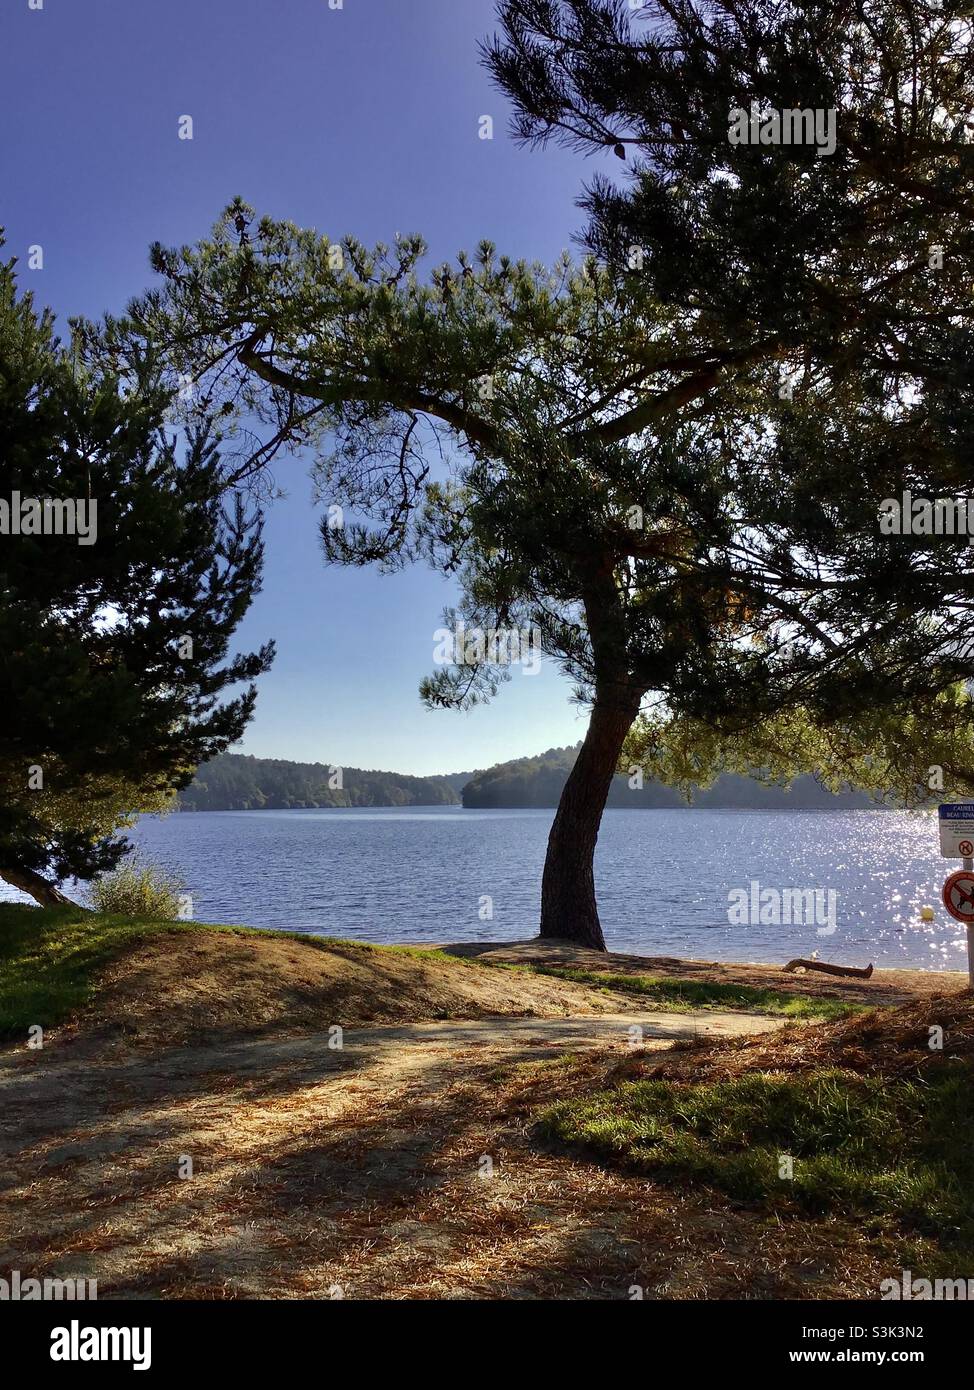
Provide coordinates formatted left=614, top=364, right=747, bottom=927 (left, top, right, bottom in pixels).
left=1, top=0, right=611, bottom=775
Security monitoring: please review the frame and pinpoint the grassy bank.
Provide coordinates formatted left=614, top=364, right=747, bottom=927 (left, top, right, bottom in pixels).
left=2, top=902, right=881, bottom=1043
left=0, top=903, right=468, bottom=1040
left=0, top=905, right=644, bottom=1044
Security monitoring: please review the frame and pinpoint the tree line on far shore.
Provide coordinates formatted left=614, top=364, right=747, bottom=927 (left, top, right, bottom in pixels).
left=180, top=749, right=887, bottom=813
left=178, top=753, right=470, bottom=810
left=462, top=746, right=889, bottom=811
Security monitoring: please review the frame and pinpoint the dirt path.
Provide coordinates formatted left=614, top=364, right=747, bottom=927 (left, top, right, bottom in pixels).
left=14, top=1007, right=782, bottom=1082
left=0, top=1005, right=896, bottom=1300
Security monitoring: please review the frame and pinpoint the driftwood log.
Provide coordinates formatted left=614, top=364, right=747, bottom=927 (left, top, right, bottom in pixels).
left=783, top=958, right=874, bottom=979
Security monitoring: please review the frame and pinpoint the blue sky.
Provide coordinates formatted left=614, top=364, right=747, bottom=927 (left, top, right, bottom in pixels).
left=0, top=0, right=614, bottom=775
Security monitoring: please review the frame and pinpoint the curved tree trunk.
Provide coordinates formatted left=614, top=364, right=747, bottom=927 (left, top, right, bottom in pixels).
left=0, top=867, right=82, bottom=909
left=539, top=690, right=642, bottom=951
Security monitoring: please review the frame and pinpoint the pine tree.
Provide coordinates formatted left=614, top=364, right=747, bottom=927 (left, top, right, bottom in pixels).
left=88, top=200, right=974, bottom=947
left=0, top=248, right=274, bottom=905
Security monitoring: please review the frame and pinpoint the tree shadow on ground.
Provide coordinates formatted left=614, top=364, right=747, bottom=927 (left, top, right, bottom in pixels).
left=0, top=1030, right=892, bottom=1299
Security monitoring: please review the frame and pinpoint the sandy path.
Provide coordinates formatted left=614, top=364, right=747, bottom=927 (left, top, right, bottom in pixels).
left=5, top=1006, right=781, bottom=1086
left=1, top=1008, right=887, bottom=1301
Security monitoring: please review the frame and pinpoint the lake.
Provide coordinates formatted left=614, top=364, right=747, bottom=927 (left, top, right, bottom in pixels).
left=3, top=805, right=962, bottom=972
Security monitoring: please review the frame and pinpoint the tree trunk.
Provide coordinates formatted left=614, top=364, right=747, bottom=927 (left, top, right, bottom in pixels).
left=0, top=867, right=83, bottom=909
left=539, top=692, right=642, bottom=950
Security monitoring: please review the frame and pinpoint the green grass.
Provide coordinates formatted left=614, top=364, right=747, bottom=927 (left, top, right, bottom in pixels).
left=537, top=1066, right=974, bottom=1254
left=516, top=962, right=865, bottom=1021
left=0, top=903, right=471, bottom=1041
left=0, top=904, right=178, bottom=1039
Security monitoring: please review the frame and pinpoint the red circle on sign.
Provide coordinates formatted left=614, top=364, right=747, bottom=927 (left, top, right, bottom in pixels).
left=942, top=871, right=974, bottom=922
left=960, top=840, right=974, bottom=856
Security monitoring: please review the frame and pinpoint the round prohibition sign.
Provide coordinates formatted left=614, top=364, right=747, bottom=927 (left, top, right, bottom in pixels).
left=942, top=870, right=974, bottom=923
left=959, top=840, right=974, bottom=857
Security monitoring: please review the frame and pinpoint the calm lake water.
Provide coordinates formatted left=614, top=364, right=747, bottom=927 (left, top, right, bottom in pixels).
left=4, top=806, right=963, bottom=972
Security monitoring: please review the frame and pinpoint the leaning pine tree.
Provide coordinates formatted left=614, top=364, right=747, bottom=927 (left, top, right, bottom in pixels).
left=89, top=196, right=974, bottom=947
left=0, top=247, right=274, bottom=905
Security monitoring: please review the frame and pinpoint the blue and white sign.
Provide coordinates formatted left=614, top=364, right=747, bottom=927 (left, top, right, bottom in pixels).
left=938, top=803, right=974, bottom=857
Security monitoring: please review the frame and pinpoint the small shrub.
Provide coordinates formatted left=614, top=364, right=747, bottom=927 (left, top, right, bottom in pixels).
left=90, top=860, right=187, bottom=920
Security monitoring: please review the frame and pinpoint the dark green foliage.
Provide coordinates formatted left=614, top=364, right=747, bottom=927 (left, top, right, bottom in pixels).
left=88, top=204, right=974, bottom=734
left=483, top=0, right=974, bottom=730
left=485, top=1, right=974, bottom=395
left=0, top=249, right=273, bottom=892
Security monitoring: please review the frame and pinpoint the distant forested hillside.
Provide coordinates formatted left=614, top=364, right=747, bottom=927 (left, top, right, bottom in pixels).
left=180, top=747, right=889, bottom=813
left=461, top=745, right=887, bottom=811
left=178, top=753, right=472, bottom=811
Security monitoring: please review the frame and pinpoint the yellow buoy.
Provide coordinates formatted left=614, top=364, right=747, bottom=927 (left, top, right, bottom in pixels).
left=920, top=905, right=935, bottom=922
